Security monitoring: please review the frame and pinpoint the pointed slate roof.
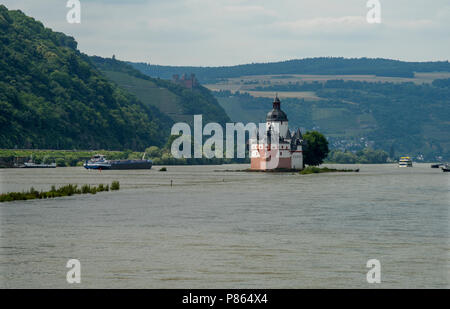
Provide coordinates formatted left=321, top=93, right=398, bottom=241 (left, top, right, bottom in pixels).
left=292, top=128, right=303, bottom=140
left=266, top=96, right=288, bottom=122
left=285, top=128, right=291, bottom=139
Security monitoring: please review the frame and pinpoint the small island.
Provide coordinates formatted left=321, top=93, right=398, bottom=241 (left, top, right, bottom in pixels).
left=221, top=166, right=359, bottom=174
left=0, top=181, right=120, bottom=203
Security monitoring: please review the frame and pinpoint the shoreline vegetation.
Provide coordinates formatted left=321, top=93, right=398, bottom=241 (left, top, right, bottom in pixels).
left=220, top=166, right=360, bottom=174
left=0, top=149, right=249, bottom=168
left=0, top=181, right=120, bottom=203
left=0, top=147, right=423, bottom=169
left=299, top=166, right=359, bottom=174
left=0, top=148, right=437, bottom=169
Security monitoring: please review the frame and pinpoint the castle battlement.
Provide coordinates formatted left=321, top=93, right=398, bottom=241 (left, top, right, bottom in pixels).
left=172, top=73, right=198, bottom=89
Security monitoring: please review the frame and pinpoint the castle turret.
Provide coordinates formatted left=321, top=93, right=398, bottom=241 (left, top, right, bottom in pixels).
left=266, top=96, right=289, bottom=138
left=250, top=96, right=304, bottom=170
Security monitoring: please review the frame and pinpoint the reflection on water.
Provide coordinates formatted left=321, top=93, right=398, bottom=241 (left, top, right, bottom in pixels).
left=0, top=164, right=448, bottom=288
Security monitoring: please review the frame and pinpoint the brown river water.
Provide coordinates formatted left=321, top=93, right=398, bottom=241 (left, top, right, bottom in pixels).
left=0, top=164, right=448, bottom=288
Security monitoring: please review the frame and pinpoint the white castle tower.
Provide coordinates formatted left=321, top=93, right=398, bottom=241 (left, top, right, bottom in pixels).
left=250, top=96, right=304, bottom=170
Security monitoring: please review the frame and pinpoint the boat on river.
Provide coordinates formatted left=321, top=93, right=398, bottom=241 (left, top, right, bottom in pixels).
left=83, top=154, right=111, bottom=170
left=398, top=157, right=413, bottom=167
left=83, top=154, right=152, bottom=170
left=431, top=163, right=444, bottom=168
left=22, top=155, right=56, bottom=168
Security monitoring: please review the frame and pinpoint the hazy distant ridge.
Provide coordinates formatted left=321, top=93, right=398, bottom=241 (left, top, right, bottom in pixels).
left=130, top=58, right=450, bottom=83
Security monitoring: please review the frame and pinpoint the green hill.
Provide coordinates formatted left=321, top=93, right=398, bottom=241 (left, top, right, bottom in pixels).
left=90, top=56, right=230, bottom=126
left=0, top=5, right=171, bottom=151
left=130, top=58, right=450, bottom=83
left=214, top=80, right=450, bottom=161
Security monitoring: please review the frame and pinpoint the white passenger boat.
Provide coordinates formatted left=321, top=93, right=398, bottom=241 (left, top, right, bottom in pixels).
left=398, top=157, right=413, bottom=167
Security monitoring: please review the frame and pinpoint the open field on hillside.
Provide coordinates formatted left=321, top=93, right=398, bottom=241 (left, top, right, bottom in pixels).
left=238, top=72, right=450, bottom=84
left=205, top=72, right=450, bottom=95
left=103, top=71, right=180, bottom=114
left=246, top=91, right=320, bottom=100
left=102, top=71, right=192, bottom=124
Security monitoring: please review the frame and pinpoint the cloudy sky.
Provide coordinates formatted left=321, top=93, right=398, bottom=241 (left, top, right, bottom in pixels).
left=2, top=0, right=449, bottom=66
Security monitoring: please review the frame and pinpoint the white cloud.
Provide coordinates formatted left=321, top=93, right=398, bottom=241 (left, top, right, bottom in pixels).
left=273, top=16, right=368, bottom=34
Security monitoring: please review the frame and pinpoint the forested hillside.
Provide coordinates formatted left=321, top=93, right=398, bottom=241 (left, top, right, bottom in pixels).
left=130, top=58, right=450, bottom=83
left=214, top=79, right=450, bottom=160
left=91, top=56, right=230, bottom=126
left=0, top=5, right=170, bottom=150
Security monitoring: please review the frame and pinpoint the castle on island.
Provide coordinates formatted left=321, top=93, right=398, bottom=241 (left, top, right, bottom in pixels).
left=250, top=96, right=305, bottom=170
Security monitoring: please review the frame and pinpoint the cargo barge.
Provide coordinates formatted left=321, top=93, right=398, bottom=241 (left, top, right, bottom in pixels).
left=83, top=154, right=152, bottom=170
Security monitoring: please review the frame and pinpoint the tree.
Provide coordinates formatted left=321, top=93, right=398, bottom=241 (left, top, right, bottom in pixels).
left=389, top=144, right=395, bottom=159
left=303, top=131, right=329, bottom=166
left=145, top=146, right=161, bottom=158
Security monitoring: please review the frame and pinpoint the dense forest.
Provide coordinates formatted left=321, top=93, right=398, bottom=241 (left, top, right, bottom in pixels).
left=0, top=5, right=170, bottom=151
left=432, top=78, right=450, bottom=88
left=130, top=58, right=450, bottom=83
left=325, top=149, right=389, bottom=164
left=312, top=81, right=450, bottom=159
left=214, top=79, right=450, bottom=160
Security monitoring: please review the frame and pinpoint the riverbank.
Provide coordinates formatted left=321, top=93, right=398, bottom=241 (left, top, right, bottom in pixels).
left=0, top=149, right=248, bottom=168
left=0, top=149, right=440, bottom=168
left=0, top=149, right=143, bottom=167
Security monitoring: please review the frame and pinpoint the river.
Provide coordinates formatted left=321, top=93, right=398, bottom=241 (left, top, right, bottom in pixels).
left=0, top=164, right=448, bottom=288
